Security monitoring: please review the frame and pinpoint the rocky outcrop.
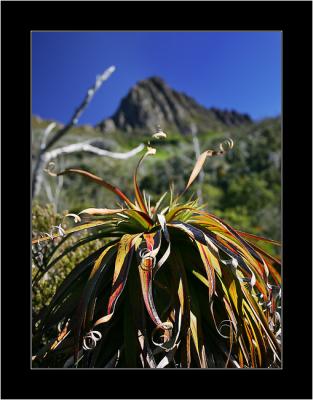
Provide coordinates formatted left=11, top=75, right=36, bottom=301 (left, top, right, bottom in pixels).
left=97, top=76, right=252, bottom=135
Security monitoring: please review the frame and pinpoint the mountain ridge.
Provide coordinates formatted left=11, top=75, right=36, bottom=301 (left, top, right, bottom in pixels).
left=97, top=76, right=253, bottom=135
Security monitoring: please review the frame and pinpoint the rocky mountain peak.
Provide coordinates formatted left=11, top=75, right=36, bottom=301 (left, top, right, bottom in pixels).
left=97, top=77, right=252, bottom=135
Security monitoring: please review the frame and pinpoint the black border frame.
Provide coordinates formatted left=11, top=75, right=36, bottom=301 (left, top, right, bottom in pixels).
left=1, top=1, right=312, bottom=399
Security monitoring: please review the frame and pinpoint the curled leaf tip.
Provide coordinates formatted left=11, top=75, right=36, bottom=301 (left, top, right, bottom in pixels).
left=146, top=146, right=157, bottom=155
left=82, top=330, right=102, bottom=351
left=63, top=213, right=81, bottom=224
left=44, top=162, right=58, bottom=176
left=219, top=138, right=234, bottom=153
left=152, top=125, right=167, bottom=139
left=182, top=137, right=234, bottom=195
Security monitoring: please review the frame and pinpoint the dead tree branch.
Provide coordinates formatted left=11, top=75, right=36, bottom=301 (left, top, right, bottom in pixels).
left=44, top=66, right=116, bottom=152
left=32, top=66, right=116, bottom=197
left=44, top=142, right=145, bottom=162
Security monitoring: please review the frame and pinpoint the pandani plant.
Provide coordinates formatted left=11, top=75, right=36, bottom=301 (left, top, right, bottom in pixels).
left=32, top=136, right=281, bottom=368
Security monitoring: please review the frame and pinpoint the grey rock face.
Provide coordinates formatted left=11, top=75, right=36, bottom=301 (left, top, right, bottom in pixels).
left=210, top=107, right=252, bottom=126
left=97, top=76, right=252, bottom=135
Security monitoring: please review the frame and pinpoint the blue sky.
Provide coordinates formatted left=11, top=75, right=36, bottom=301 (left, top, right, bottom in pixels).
left=32, top=31, right=281, bottom=125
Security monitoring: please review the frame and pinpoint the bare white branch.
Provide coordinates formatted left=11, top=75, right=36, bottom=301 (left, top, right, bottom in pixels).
left=44, top=66, right=116, bottom=151
left=32, top=66, right=116, bottom=197
left=190, top=123, right=204, bottom=203
left=44, top=142, right=144, bottom=163
left=41, top=122, right=57, bottom=150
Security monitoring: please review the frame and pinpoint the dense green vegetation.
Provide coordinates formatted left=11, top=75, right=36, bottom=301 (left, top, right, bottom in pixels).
left=32, top=203, right=104, bottom=317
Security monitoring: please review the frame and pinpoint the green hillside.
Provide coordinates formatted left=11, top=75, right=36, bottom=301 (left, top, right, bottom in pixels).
left=32, top=114, right=281, bottom=245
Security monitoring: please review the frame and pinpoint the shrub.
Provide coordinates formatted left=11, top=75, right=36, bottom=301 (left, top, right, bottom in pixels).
left=32, top=203, right=104, bottom=318
left=32, top=140, right=281, bottom=368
